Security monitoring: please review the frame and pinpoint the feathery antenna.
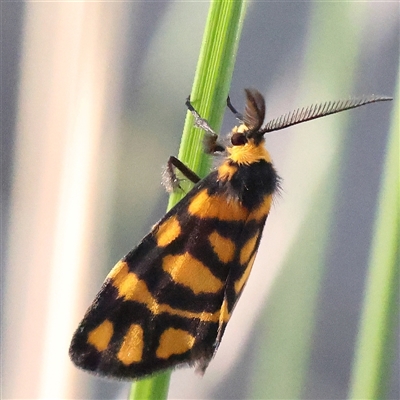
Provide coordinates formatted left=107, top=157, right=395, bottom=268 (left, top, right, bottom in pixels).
left=261, top=95, right=393, bottom=134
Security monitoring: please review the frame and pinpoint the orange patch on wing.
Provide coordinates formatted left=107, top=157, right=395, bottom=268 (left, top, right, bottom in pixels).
left=235, top=253, right=257, bottom=294
left=87, top=320, right=114, bottom=351
left=240, top=231, right=259, bottom=265
left=188, top=189, right=248, bottom=221
left=115, top=271, right=154, bottom=305
left=159, top=303, right=220, bottom=323
left=117, top=324, right=144, bottom=365
left=250, top=194, right=272, bottom=221
left=219, top=298, right=230, bottom=324
left=106, top=260, right=129, bottom=283
left=155, top=215, right=181, bottom=247
left=208, top=231, right=236, bottom=263
left=111, top=270, right=221, bottom=323
left=156, top=328, right=195, bottom=359
left=162, top=252, right=224, bottom=294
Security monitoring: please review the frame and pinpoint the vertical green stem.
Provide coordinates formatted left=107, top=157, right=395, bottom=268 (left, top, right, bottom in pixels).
left=250, top=3, right=367, bottom=397
left=130, top=1, right=246, bottom=399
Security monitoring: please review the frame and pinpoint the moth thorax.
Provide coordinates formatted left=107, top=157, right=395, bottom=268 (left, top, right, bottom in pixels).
left=227, top=138, right=272, bottom=165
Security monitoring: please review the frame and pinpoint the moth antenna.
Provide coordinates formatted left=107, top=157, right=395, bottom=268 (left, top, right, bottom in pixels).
left=261, top=95, right=392, bottom=134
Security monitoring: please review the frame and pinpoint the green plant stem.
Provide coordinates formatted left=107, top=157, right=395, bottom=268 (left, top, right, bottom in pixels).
left=130, top=1, right=246, bottom=399
left=129, top=371, right=170, bottom=400
left=168, top=0, right=246, bottom=208
left=348, top=73, right=399, bottom=399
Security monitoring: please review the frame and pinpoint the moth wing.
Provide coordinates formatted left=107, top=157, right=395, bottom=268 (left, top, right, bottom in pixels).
left=70, top=170, right=273, bottom=378
left=70, top=175, right=235, bottom=379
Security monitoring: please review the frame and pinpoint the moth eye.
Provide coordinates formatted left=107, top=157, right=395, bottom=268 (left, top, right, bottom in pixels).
left=231, top=132, right=247, bottom=146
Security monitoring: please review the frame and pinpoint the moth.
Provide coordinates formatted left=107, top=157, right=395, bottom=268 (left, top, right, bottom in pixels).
left=69, top=89, right=391, bottom=379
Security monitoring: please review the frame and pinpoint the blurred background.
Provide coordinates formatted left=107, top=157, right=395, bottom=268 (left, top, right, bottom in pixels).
left=2, top=1, right=398, bottom=399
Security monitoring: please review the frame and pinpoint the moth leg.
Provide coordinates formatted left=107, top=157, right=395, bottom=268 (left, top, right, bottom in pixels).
left=185, top=96, right=216, bottom=135
left=227, top=95, right=244, bottom=122
left=162, top=156, right=201, bottom=193
left=186, top=96, right=226, bottom=154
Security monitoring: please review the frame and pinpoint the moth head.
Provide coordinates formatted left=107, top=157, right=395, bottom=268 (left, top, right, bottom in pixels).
left=230, top=88, right=266, bottom=147
left=230, top=124, right=249, bottom=146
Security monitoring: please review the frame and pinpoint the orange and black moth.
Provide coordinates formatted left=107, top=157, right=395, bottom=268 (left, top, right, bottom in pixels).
left=69, top=89, right=391, bottom=379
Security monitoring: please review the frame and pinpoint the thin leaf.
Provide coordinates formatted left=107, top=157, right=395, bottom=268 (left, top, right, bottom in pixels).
left=348, top=72, right=399, bottom=400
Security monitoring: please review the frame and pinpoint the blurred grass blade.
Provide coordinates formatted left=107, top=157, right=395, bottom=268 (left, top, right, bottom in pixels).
left=250, top=184, right=338, bottom=398
left=250, top=2, right=369, bottom=398
left=348, top=74, right=399, bottom=399
left=130, top=1, right=246, bottom=399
